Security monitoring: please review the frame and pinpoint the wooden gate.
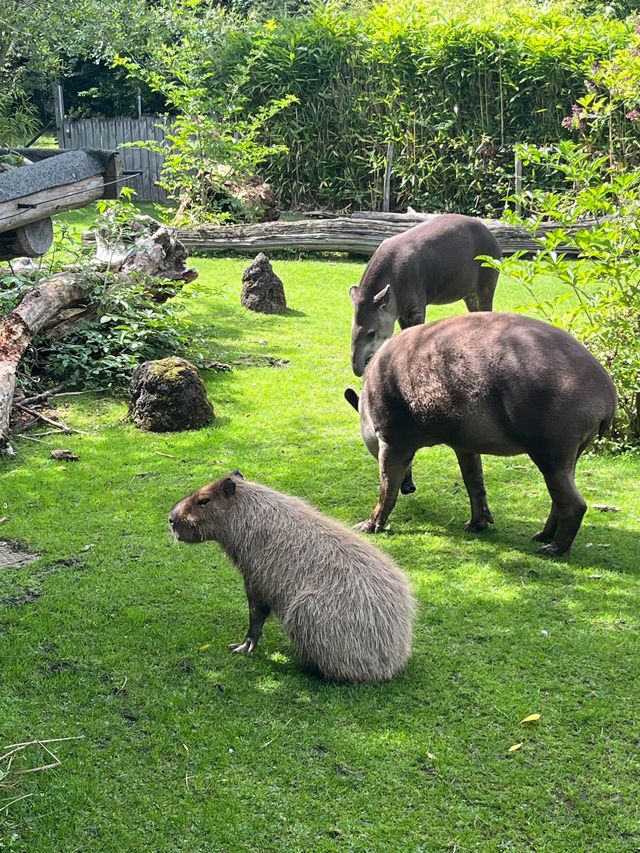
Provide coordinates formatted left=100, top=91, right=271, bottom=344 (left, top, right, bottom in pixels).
left=59, top=116, right=168, bottom=203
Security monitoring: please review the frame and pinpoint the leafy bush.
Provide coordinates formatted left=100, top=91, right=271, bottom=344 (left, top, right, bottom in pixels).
left=113, top=2, right=297, bottom=225
left=0, top=216, right=206, bottom=393
left=187, top=0, right=633, bottom=213
left=27, top=272, right=205, bottom=390
left=483, top=141, right=640, bottom=447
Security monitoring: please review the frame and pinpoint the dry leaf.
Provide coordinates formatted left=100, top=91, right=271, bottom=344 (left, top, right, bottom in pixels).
left=588, top=574, right=603, bottom=580
left=521, top=713, right=541, bottom=724
left=508, top=742, right=523, bottom=753
left=592, top=504, right=620, bottom=513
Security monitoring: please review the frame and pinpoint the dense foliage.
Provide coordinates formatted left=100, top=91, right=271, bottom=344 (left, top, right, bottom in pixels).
left=185, top=1, right=636, bottom=213
left=0, top=218, right=204, bottom=392
left=113, top=6, right=297, bottom=224
left=484, top=31, right=640, bottom=446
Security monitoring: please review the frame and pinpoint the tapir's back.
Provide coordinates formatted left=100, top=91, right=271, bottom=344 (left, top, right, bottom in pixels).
left=364, top=313, right=617, bottom=456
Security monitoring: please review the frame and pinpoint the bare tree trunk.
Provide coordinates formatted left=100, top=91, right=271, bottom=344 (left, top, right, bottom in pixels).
left=0, top=272, right=87, bottom=452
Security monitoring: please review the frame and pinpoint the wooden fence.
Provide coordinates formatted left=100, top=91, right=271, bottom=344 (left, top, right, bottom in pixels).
left=59, top=116, right=168, bottom=203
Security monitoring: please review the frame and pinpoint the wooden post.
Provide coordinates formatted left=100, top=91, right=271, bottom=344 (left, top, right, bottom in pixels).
left=137, top=89, right=143, bottom=119
left=514, top=152, right=523, bottom=215
left=53, top=83, right=66, bottom=149
left=382, top=141, right=394, bottom=212
left=0, top=219, right=54, bottom=261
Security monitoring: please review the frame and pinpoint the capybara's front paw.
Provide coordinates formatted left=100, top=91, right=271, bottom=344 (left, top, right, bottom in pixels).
left=229, top=638, right=256, bottom=654
left=353, top=518, right=380, bottom=534
left=537, top=543, right=569, bottom=558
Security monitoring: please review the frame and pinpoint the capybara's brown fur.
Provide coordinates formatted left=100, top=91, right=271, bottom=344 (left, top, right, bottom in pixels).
left=169, top=473, right=415, bottom=683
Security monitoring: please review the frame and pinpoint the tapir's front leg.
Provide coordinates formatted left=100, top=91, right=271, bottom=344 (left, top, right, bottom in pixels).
left=355, top=442, right=415, bottom=533
left=398, top=306, right=426, bottom=330
left=401, top=465, right=416, bottom=495
left=455, top=450, right=494, bottom=532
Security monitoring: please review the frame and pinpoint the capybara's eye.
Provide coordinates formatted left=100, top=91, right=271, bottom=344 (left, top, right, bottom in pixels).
left=197, top=498, right=210, bottom=506
left=366, top=330, right=376, bottom=339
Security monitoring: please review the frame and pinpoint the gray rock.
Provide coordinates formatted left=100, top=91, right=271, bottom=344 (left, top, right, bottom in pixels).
left=129, top=357, right=214, bottom=432
left=241, top=253, right=286, bottom=314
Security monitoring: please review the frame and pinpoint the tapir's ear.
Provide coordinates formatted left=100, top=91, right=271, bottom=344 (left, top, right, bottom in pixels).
left=372, top=284, right=390, bottom=307
left=349, top=285, right=359, bottom=305
left=222, top=478, right=237, bottom=498
left=344, top=388, right=359, bottom=411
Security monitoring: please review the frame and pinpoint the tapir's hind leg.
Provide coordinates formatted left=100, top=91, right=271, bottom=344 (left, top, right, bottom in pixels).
left=455, top=450, right=494, bottom=532
left=536, top=470, right=587, bottom=556
left=532, top=441, right=590, bottom=555
left=354, top=443, right=415, bottom=534
left=531, top=505, right=559, bottom=544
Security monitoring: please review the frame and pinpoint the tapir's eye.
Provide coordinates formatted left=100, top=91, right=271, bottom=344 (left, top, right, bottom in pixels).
left=197, top=497, right=210, bottom=506
left=366, top=330, right=376, bottom=339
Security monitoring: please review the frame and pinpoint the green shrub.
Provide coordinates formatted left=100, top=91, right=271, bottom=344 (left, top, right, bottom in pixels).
left=482, top=142, right=640, bottom=447
left=191, top=1, right=632, bottom=212
left=0, top=216, right=205, bottom=392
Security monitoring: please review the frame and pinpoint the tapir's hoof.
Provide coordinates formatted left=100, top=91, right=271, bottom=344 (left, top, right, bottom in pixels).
left=464, top=520, right=488, bottom=533
left=401, top=482, right=416, bottom=495
left=532, top=530, right=554, bottom=543
left=353, top=518, right=381, bottom=534
left=464, top=513, right=494, bottom=533
left=537, top=543, right=570, bottom=558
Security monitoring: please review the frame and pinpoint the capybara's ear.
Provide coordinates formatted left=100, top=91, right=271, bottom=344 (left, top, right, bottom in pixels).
left=222, top=478, right=237, bottom=498
left=344, top=388, right=359, bottom=411
left=349, top=285, right=359, bottom=305
left=230, top=470, right=245, bottom=480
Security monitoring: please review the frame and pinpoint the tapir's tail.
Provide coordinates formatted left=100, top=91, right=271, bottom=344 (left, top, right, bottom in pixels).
left=598, top=416, right=613, bottom=439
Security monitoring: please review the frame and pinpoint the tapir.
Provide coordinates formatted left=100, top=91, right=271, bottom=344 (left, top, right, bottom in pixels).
left=345, top=313, right=617, bottom=556
left=349, top=214, right=501, bottom=376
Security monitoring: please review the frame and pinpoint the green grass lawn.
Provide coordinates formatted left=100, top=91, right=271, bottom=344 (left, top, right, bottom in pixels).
left=1, top=254, right=639, bottom=852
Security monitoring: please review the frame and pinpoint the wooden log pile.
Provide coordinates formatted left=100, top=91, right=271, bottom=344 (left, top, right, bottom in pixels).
left=0, top=273, right=87, bottom=452
left=177, top=211, right=590, bottom=257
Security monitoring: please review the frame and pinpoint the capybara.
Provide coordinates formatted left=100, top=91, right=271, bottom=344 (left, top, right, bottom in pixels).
left=169, top=472, right=415, bottom=682
left=349, top=213, right=501, bottom=376
left=345, top=313, right=617, bottom=556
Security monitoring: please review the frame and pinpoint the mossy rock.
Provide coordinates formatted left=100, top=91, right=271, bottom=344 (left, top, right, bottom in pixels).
left=129, top=357, right=214, bottom=432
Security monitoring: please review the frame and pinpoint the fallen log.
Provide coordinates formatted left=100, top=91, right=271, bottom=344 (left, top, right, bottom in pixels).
left=0, top=218, right=197, bottom=451
left=0, top=272, right=88, bottom=452
left=176, top=215, right=583, bottom=257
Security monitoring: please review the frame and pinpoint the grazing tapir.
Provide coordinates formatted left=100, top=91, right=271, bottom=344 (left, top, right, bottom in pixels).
left=345, top=313, right=617, bottom=556
left=349, top=214, right=501, bottom=376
